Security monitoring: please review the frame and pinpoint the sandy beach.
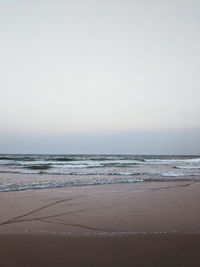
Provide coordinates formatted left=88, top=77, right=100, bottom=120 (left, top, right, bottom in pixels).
left=0, top=181, right=200, bottom=266
left=0, top=233, right=200, bottom=267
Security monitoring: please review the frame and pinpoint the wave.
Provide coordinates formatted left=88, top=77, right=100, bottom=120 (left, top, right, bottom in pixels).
left=0, top=167, right=199, bottom=178
left=0, top=160, right=141, bottom=168
left=0, top=178, right=144, bottom=192
left=1, top=155, right=200, bottom=171
left=0, top=156, right=36, bottom=161
left=0, top=155, right=143, bottom=162
left=47, top=171, right=144, bottom=176
left=1, top=175, right=199, bottom=192
left=174, top=165, right=200, bottom=169
left=144, top=158, right=200, bottom=164
left=161, top=172, right=199, bottom=177
left=0, top=169, right=145, bottom=176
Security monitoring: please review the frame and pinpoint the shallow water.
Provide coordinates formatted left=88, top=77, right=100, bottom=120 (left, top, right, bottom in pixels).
left=0, top=154, right=200, bottom=192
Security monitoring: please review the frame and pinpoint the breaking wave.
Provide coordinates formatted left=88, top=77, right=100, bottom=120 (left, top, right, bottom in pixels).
left=0, top=154, right=200, bottom=192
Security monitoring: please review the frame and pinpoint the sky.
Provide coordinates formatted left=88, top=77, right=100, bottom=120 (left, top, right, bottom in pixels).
left=0, top=0, right=200, bottom=154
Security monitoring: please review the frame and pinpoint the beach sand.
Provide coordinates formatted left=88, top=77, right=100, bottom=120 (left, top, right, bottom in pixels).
left=0, top=181, right=200, bottom=266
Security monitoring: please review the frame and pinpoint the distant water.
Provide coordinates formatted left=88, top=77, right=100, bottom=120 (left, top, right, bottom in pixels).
left=0, top=154, right=200, bottom=192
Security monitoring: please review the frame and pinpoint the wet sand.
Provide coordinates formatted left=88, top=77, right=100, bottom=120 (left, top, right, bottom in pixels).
left=1, top=233, right=200, bottom=267
left=0, top=181, right=200, bottom=266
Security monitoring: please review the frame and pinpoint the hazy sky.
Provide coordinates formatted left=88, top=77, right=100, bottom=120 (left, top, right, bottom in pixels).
left=0, top=0, right=200, bottom=154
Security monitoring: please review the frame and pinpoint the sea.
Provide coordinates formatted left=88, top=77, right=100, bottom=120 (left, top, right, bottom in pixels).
left=0, top=154, right=200, bottom=192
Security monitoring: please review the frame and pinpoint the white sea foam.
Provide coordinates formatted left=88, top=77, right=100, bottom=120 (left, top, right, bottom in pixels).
left=144, top=158, right=200, bottom=164
left=161, top=172, right=199, bottom=177
left=0, top=177, right=144, bottom=192
left=174, top=165, right=200, bottom=169
left=161, top=172, right=184, bottom=177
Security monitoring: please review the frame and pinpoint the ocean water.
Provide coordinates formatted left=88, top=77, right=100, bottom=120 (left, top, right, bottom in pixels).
left=0, top=154, right=200, bottom=192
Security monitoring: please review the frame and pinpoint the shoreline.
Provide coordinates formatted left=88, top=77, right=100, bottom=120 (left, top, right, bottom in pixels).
left=1, top=181, right=200, bottom=234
